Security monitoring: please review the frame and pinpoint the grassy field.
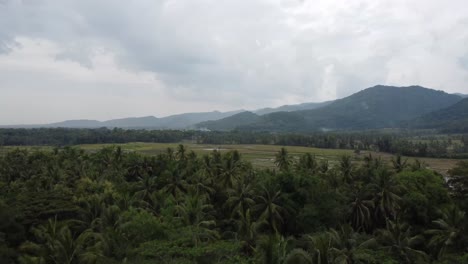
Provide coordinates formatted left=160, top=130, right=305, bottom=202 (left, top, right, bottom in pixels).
left=1, top=142, right=461, bottom=175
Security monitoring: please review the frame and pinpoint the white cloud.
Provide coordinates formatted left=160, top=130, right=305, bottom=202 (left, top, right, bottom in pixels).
left=0, top=0, right=468, bottom=124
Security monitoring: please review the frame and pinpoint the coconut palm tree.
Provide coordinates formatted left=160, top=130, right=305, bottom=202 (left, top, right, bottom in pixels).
left=305, top=232, right=334, bottom=264
left=218, top=152, right=243, bottom=189
left=175, top=192, right=218, bottom=246
left=176, top=144, right=187, bottom=161
left=370, top=169, right=402, bottom=225
left=235, top=208, right=259, bottom=255
left=226, top=178, right=255, bottom=219
left=254, top=186, right=286, bottom=234
left=161, top=166, right=189, bottom=200
left=377, top=219, right=428, bottom=263
left=426, top=205, right=466, bottom=259
left=296, top=153, right=318, bottom=174
left=327, top=225, right=377, bottom=264
left=20, top=217, right=101, bottom=264
left=348, top=188, right=374, bottom=232
left=133, top=173, right=157, bottom=202
left=255, top=234, right=293, bottom=264
left=339, top=155, right=354, bottom=184
left=275, top=148, right=292, bottom=172
left=392, top=155, right=408, bottom=173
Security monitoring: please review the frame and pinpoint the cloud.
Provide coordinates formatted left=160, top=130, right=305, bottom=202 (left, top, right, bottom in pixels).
left=0, top=0, right=468, bottom=123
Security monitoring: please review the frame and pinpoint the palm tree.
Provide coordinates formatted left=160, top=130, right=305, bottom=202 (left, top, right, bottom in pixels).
left=339, top=155, right=354, bottom=184
left=377, top=219, right=428, bottom=263
left=226, top=178, right=255, bottom=219
left=305, top=232, right=334, bottom=264
left=370, top=169, right=402, bottom=225
left=296, top=153, right=318, bottom=174
left=176, top=144, right=187, bottom=161
left=392, top=155, right=408, bottom=173
left=165, top=147, right=174, bottom=161
left=20, top=217, right=101, bottom=264
left=327, top=225, right=377, bottom=264
left=254, top=186, right=286, bottom=234
left=348, top=188, right=374, bottom=232
left=275, top=148, right=292, bottom=172
left=161, top=167, right=189, bottom=200
left=218, top=152, right=243, bottom=189
left=133, top=173, right=157, bottom=202
left=255, top=234, right=293, bottom=264
left=175, top=192, right=219, bottom=246
left=235, top=209, right=259, bottom=255
left=426, top=205, right=466, bottom=259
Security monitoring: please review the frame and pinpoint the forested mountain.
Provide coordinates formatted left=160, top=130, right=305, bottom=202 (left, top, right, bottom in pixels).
left=196, top=111, right=261, bottom=131
left=254, top=101, right=332, bottom=115
left=200, top=85, right=463, bottom=132
left=410, top=97, right=468, bottom=132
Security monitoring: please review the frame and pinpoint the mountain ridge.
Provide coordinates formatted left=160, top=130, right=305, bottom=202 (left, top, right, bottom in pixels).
left=2, top=85, right=464, bottom=131
left=198, top=85, right=463, bottom=132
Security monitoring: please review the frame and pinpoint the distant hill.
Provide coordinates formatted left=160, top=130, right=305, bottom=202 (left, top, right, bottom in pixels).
left=199, top=85, right=463, bottom=132
left=3, top=85, right=463, bottom=131
left=410, top=97, right=468, bottom=132
left=46, top=119, right=103, bottom=128
left=454, top=93, right=468, bottom=98
left=254, top=101, right=332, bottom=115
left=36, top=110, right=244, bottom=129
left=196, top=111, right=261, bottom=131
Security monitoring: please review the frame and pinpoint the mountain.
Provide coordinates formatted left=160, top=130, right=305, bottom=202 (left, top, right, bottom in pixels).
left=254, top=101, right=332, bottom=115
left=36, top=110, right=244, bottom=129
left=153, top=110, right=243, bottom=129
left=410, top=97, right=468, bottom=132
left=196, top=111, right=261, bottom=131
left=199, top=85, right=463, bottom=132
left=454, top=93, right=468, bottom=98
left=101, top=116, right=160, bottom=128
left=47, top=119, right=103, bottom=128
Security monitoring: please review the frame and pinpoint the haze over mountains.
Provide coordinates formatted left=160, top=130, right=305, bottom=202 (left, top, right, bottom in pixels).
left=2, top=98, right=336, bottom=129
left=30, top=110, right=245, bottom=129
left=4, top=85, right=467, bottom=132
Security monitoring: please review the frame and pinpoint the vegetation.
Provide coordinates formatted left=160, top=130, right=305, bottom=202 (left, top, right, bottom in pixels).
left=2, top=128, right=468, bottom=160
left=200, top=85, right=463, bottom=132
left=410, top=98, right=468, bottom=133
left=1, top=145, right=467, bottom=263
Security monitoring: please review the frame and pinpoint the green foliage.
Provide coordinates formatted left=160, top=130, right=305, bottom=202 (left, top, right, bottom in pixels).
left=0, top=145, right=466, bottom=263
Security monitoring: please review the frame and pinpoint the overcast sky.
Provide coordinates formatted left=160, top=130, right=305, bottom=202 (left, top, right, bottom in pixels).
left=1, top=0, right=468, bottom=124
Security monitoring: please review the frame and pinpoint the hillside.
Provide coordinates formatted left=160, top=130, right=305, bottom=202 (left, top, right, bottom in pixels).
left=196, top=111, right=261, bottom=131
left=254, top=101, right=332, bottom=115
left=203, top=85, right=463, bottom=132
left=410, top=98, right=468, bottom=132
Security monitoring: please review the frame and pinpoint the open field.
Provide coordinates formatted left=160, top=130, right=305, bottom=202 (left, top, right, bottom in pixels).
left=0, top=142, right=462, bottom=175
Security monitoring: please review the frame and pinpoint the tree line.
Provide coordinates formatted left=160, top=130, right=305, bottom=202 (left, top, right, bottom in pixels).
left=1, top=128, right=467, bottom=158
left=1, top=145, right=467, bottom=263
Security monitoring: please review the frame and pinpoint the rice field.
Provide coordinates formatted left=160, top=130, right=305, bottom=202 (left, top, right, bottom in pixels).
left=1, top=142, right=460, bottom=175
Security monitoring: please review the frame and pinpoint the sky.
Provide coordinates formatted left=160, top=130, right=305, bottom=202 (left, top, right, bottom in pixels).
left=1, top=0, right=468, bottom=124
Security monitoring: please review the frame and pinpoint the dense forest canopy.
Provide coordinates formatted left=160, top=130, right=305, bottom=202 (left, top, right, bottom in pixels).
left=1, top=145, right=468, bottom=263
